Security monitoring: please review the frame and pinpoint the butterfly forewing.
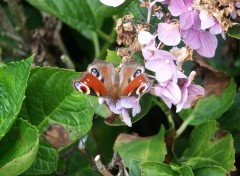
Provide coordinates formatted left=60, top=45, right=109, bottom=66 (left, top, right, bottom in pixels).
left=122, top=74, right=151, bottom=97
left=74, top=73, right=108, bottom=96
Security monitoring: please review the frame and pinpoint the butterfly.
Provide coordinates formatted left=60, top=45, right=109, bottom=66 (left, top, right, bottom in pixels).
left=73, top=60, right=152, bottom=124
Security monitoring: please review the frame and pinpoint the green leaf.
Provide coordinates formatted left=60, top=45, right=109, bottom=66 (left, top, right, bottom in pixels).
left=22, top=67, right=94, bottom=136
left=218, top=90, right=240, bottom=132
left=106, top=50, right=122, bottom=67
left=23, top=140, right=58, bottom=175
left=21, top=67, right=94, bottom=174
left=0, top=119, right=39, bottom=176
left=129, top=160, right=141, bottom=176
left=125, top=0, right=158, bottom=32
left=114, top=126, right=166, bottom=167
left=182, top=121, right=235, bottom=172
left=171, top=165, right=194, bottom=176
left=27, top=0, right=96, bottom=39
left=194, top=166, right=227, bottom=176
left=227, top=25, right=240, bottom=39
left=125, top=0, right=147, bottom=22
left=179, top=79, right=236, bottom=125
left=140, top=162, right=178, bottom=176
left=0, top=56, right=33, bottom=140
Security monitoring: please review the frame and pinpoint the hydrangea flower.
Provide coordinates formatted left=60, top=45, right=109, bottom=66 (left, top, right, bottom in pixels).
left=153, top=81, right=182, bottom=108
left=99, top=97, right=141, bottom=127
left=157, top=22, right=181, bottom=46
left=169, top=0, right=200, bottom=30
left=182, top=29, right=217, bottom=58
left=176, top=71, right=205, bottom=112
left=99, top=0, right=125, bottom=7
left=199, top=10, right=223, bottom=35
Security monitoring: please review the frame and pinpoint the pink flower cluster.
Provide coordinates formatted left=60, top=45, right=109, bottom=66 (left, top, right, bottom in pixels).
left=139, top=38, right=205, bottom=112
left=159, top=0, right=223, bottom=58
left=99, top=97, right=141, bottom=127
left=138, top=0, right=207, bottom=112
left=99, top=0, right=210, bottom=126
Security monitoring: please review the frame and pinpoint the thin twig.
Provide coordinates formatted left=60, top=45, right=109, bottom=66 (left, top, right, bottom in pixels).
left=94, top=155, right=113, bottom=176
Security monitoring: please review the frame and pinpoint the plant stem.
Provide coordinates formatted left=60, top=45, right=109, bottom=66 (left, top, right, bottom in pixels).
left=152, top=97, right=175, bottom=130
left=99, top=30, right=117, bottom=59
left=96, top=28, right=113, bottom=43
left=92, top=31, right=100, bottom=58
left=176, top=114, right=194, bottom=138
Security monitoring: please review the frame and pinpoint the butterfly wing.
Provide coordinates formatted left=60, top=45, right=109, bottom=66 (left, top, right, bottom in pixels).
left=73, top=60, right=116, bottom=97
left=119, top=62, right=152, bottom=97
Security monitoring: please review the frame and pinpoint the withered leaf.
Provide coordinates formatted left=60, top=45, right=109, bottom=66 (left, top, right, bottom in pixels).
left=43, top=123, right=71, bottom=149
left=193, top=57, right=231, bottom=96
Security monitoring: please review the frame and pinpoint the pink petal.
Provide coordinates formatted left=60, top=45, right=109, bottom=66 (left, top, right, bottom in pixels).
left=120, top=97, right=136, bottom=109
left=145, top=59, right=163, bottom=72
left=209, top=23, right=222, bottom=35
left=132, top=102, right=141, bottom=117
left=153, top=86, right=172, bottom=108
left=138, top=31, right=155, bottom=44
left=146, top=59, right=174, bottom=83
left=154, top=50, right=177, bottom=61
left=100, top=0, right=125, bottom=7
left=163, top=82, right=181, bottom=104
left=192, top=11, right=201, bottom=30
left=176, top=87, right=188, bottom=112
left=180, top=12, right=194, bottom=30
left=235, top=2, right=240, bottom=8
left=196, top=31, right=217, bottom=58
left=183, top=0, right=193, bottom=7
left=168, top=0, right=188, bottom=16
left=183, top=84, right=205, bottom=109
left=142, top=40, right=157, bottom=60
left=109, top=102, right=122, bottom=114
left=177, top=70, right=187, bottom=79
left=122, top=109, right=132, bottom=127
left=158, top=23, right=181, bottom=46
left=199, top=10, right=216, bottom=29
left=183, top=29, right=201, bottom=49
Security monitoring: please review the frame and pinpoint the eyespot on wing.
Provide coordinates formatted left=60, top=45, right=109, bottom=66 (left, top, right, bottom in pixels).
left=122, top=74, right=151, bottom=97
left=73, top=73, right=108, bottom=97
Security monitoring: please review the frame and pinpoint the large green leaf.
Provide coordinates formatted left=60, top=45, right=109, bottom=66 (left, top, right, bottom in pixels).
left=21, top=67, right=94, bottom=174
left=0, top=119, right=39, bottom=176
left=27, top=0, right=96, bottom=39
left=23, top=140, right=58, bottom=175
left=179, top=79, right=236, bottom=125
left=0, top=56, right=33, bottom=140
left=171, top=165, right=194, bottom=176
left=141, top=162, right=194, bottom=176
left=182, top=121, right=235, bottom=172
left=218, top=91, right=240, bottom=132
left=114, top=126, right=166, bottom=167
left=140, top=162, right=179, bottom=176
left=227, top=25, right=240, bottom=39
left=194, top=166, right=227, bottom=176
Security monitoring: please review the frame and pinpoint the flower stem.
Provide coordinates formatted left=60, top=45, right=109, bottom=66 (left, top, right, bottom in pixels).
left=176, top=114, right=194, bottom=138
left=92, top=31, right=100, bottom=58
left=152, top=97, right=175, bottom=130
left=96, top=28, right=113, bottom=43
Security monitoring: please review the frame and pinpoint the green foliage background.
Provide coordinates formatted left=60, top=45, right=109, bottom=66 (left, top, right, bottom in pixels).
left=0, top=0, right=239, bottom=175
